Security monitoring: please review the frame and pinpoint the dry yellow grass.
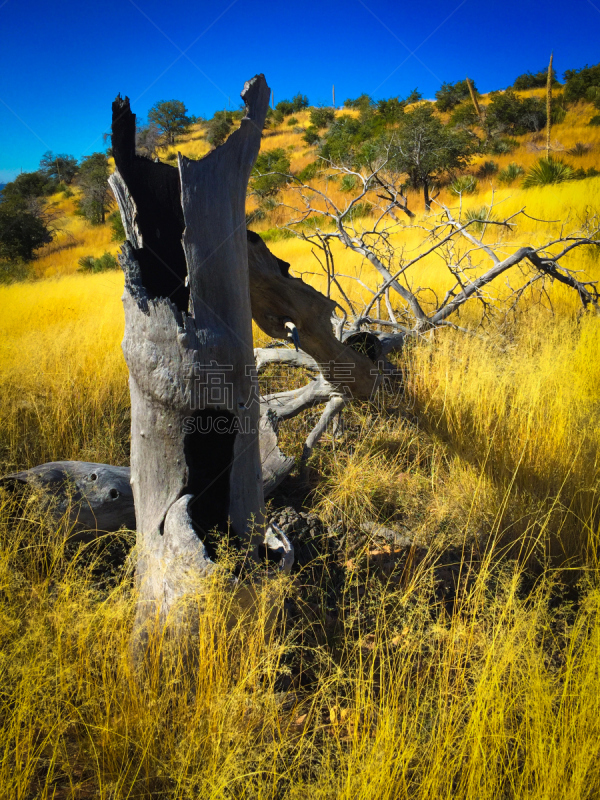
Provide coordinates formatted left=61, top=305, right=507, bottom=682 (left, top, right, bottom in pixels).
left=31, top=188, right=119, bottom=279
left=2, top=88, right=600, bottom=799
left=1, top=486, right=599, bottom=799
left=0, top=271, right=128, bottom=468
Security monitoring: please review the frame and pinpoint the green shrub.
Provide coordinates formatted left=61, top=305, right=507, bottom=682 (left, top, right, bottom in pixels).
left=258, top=227, right=294, bottom=242
left=551, top=100, right=568, bottom=124
left=589, top=115, right=600, bottom=127
left=297, top=161, right=322, bottom=182
left=250, top=148, right=291, bottom=198
left=478, top=160, right=499, bottom=177
left=450, top=175, right=478, bottom=195
left=310, top=108, right=336, bottom=129
left=77, top=252, right=118, bottom=273
left=343, top=202, right=371, bottom=220
left=343, top=94, right=374, bottom=112
left=206, top=115, right=233, bottom=148
left=488, top=137, right=519, bottom=155
left=586, top=87, right=600, bottom=110
left=512, top=68, right=559, bottom=90
left=563, top=62, right=600, bottom=103
left=567, top=142, right=590, bottom=156
left=498, top=163, right=525, bottom=184
left=287, top=116, right=299, bottom=126
left=303, top=126, right=320, bottom=145
left=449, top=102, right=479, bottom=128
left=375, top=97, right=405, bottom=123
left=435, top=80, right=475, bottom=112
left=245, top=208, right=266, bottom=225
left=572, top=167, right=600, bottom=179
left=522, top=157, right=575, bottom=187
left=485, top=90, right=546, bottom=135
left=165, top=152, right=177, bottom=162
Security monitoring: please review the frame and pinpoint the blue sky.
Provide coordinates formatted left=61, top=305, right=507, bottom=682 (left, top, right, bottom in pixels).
left=1, top=0, right=599, bottom=183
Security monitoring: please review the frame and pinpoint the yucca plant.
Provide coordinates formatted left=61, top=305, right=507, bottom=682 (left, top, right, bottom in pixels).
left=522, top=157, right=575, bottom=187
left=450, top=175, right=478, bottom=195
left=478, top=160, right=499, bottom=177
left=498, top=162, right=525, bottom=184
left=488, top=137, right=519, bottom=155
left=464, top=205, right=497, bottom=232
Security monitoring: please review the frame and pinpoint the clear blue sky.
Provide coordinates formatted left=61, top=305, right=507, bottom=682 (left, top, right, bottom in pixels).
left=1, top=0, right=599, bottom=183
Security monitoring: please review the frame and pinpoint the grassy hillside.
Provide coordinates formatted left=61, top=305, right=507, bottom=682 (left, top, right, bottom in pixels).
left=2, top=87, right=600, bottom=798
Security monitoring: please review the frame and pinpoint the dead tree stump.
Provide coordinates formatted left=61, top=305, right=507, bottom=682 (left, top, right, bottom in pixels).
left=109, top=75, right=271, bottom=643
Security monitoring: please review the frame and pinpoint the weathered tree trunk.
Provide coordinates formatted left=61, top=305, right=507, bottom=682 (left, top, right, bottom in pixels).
left=109, top=75, right=271, bottom=643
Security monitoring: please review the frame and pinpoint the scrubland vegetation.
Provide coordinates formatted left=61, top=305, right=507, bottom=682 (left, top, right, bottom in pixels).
left=2, top=64, right=600, bottom=798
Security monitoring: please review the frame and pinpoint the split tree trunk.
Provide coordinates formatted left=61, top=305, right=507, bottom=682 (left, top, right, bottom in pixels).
left=109, top=75, right=271, bottom=643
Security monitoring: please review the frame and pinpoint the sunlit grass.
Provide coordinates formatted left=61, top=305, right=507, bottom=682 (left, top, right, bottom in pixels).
left=1, top=484, right=599, bottom=798
left=2, top=87, right=600, bottom=798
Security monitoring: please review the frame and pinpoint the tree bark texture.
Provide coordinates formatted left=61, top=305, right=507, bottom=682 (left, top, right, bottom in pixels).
left=246, top=232, right=378, bottom=400
left=109, top=76, right=270, bottom=635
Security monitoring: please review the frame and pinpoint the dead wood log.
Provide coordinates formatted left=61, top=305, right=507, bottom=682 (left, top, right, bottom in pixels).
left=0, top=438, right=293, bottom=538
left=0, top=462, right=135, bottom=538
left=109, top=76, right=274, bottom=638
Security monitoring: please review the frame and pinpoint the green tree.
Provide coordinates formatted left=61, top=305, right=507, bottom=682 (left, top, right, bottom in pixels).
left=449, top=101, right=479, bottom=129
left=0, top=204, right=51, bottom=264
left=77, top=153, right=112, bottom=224
left=39, top=151, right=79, bottom=184
left=135, top=123, right=161, bottom=159
left=275, top=100, right=294, bottom=117
left=291, top=93, right=309, bottom=111
left=0, top=172, right=54, bottom=269
left=389, top=104, right=476, bottom=208
left=0, top=175, right=53, bottom=267
left=148, top=99, right=191, bottom=146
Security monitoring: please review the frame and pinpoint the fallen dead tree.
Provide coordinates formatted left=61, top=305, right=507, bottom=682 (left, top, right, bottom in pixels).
left=265, top=149, right=600, bottom=334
